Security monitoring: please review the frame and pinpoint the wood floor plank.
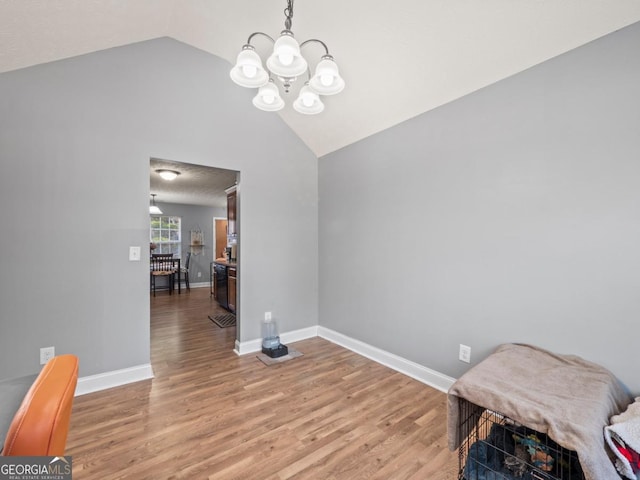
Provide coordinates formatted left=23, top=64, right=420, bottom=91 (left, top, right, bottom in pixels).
left=66, top=287, right=458, bottom=479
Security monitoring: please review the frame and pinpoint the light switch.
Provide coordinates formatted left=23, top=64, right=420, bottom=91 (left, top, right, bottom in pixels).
left=129, top=246, right=141, bottom=261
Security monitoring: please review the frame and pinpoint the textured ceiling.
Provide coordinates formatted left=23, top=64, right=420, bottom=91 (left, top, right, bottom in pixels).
left=150, top=158, right=238, bottom=207
left=2, top=1, right=640, bottom=160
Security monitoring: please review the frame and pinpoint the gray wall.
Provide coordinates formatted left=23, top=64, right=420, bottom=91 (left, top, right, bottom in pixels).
left=0, top=37, right=318, bottom=379
left=154, top=201, right=227, bottom=286
left=319, top=22, right=640, bottom=394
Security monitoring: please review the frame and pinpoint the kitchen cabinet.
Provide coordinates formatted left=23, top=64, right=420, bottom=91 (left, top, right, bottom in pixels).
left=226, top=186, right=237, bottom=237
left=228, top=266, right=237, bottom=313
left=213, top=263, right=229, bottom=309
left=210, top=262, right=217, bottom=299
left=211, top=260, right=236, bottom=313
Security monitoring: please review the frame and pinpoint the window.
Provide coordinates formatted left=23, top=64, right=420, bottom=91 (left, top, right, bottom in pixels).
left=150, top=215, right=181, bottom=258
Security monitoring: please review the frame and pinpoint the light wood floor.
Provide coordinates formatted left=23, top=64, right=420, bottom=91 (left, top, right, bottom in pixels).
left=66, top=287, right=458, bottom=479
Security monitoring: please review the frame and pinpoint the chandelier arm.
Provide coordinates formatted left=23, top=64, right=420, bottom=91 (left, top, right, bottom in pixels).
left=246, top=31, right=276, bottom=46
left=299, top=39, right=330, bottom=56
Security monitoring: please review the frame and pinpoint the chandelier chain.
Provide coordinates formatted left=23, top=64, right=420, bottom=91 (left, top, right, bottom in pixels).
left=284, top=0, right=294, bottom=30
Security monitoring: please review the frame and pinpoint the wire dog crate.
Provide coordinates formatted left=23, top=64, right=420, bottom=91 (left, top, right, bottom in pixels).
left=458, top=399, right=585, bottom=480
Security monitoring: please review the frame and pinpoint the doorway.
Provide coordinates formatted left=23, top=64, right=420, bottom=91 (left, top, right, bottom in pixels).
left=213, top=218, right=228, bottom=261
left=149, top=158, right=240, bottom=345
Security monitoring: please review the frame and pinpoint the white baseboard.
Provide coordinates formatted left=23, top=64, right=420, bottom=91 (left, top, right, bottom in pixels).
left=234, top=338, right=261, bottom=355
left=75, top=363, right=154, bottom=396
left=317, top=327, right=455, bottom=393
left=282, top=326, right=319, bottom=345
left=76, top=330, right=452, bottom=396
left=234, top=326, right=318, bottom=355
left=175, top=281, right=209, bottom=290
left=233, top=325, right=454, bottom=393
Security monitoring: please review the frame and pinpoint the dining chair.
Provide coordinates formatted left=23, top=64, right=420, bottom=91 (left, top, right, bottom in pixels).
left=181, top=252, right=192, bottom=291
left=150, top=253, right=176, bottom=296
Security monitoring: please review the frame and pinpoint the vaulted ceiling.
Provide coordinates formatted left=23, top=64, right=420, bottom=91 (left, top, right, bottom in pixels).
left=2, top=1, right=640, bottom=157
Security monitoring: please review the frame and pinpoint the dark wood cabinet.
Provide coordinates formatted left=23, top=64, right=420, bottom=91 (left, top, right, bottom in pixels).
left=222, top=185, right=238, bottom=313
left=226, top=187, right=237, bottom=237
left=228, top=266, right=237, bottom=313
left=212, top=261, right=236, bottom=313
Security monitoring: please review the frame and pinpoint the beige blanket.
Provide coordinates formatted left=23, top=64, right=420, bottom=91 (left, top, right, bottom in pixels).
left=448, top=343, right=632, bottom=480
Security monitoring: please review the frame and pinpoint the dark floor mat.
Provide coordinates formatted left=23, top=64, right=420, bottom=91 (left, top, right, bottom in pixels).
left=209, top=313, right=236, bottom=328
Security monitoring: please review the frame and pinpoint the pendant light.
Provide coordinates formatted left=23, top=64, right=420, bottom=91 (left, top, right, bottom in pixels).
left=149, top=194, right=163, bottom=215
left=230, top=0, right=345, bottom=114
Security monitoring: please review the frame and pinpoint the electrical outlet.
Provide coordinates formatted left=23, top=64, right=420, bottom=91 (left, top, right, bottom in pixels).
left=40, top=346, right=55, bottom=365
left=197, top=271, right=202, bottom=278
left=459, top=344, right=471, bottom=363
left=264, top=311, right=272, bottom=321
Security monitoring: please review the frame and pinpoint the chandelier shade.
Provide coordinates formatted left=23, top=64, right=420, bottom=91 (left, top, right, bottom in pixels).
left=293, top=84, right=324, bottom=115
left=229, top=0, right=344, bottom=115
left=266, top=32, right=308, bottom=78
left=253, top=80, right=285, bottom=111
left=309, top=55, right=345, bottom=95
left=230, top=46, right=269, bottom=88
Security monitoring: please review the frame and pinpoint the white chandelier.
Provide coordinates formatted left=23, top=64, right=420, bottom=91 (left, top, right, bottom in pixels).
left=230, top=0, right=345, bottom=115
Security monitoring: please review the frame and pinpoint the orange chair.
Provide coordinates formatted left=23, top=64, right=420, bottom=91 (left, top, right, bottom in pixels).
left=2, top=354, right=79, bottom=456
